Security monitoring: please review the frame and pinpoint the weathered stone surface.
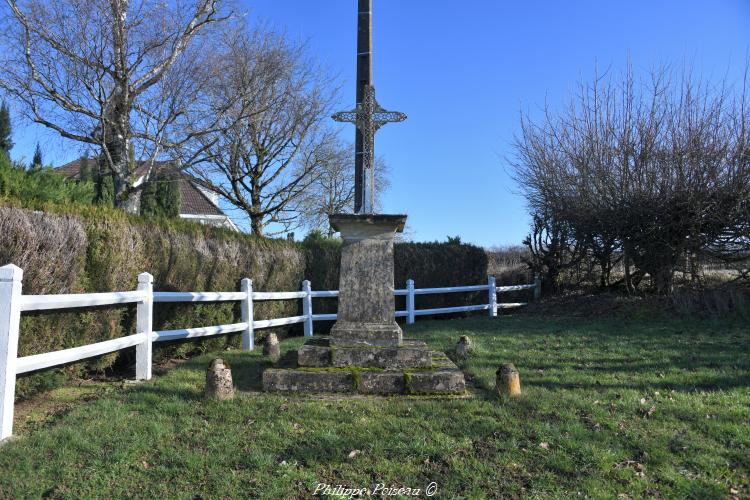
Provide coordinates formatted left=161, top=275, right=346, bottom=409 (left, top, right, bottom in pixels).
left=260, top=214, right=468, bottom=396
left=409, top=369, right=465, bottom=394
left=455, top=335, right=473, bottom=359
left=296, top=345, right=331, bottom=367
left=329, top=322, right=402, bottom=347
left=205, top=358, right=234, bottom=400
left=263, top=333, right=280, bottom=363
left=296, top=338, right=432, bottom=369
left=262, top=348, right=465, bottom=395
left=332, top=346, right=432, bottom=369
left=359, top=371, right=405, bottom=394
left=431, top=352, right=459, bottom=369
left=262, top=365, right=465, bottom=395
left=329, top=215, right=406, bottom=347
left=496, top=363, right=521, bottom=397
left=263, top=369, right=354, bottom=393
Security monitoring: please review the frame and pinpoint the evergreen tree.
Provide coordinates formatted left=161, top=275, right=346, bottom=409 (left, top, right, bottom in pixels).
left=31, top=142, right=43, bottom=169
left=140, top=174, right=181, bottom=218
left=79, top=155, right=95, bottom=183
left=94, top=155, right=115, bottom=206
left=0, top=102, right=13, bottom=155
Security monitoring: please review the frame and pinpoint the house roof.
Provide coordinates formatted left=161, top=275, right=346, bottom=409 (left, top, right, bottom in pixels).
left=56, top=158, right=226, bottom=218
left=179, top=175, right=225, bottom=217
left=56, top=158, right=174, bottom=181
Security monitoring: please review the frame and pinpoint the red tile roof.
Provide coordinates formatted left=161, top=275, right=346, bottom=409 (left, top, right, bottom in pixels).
left=57, top=158, right=226, bottom=217
left=179, top=175, right=225, bottom=217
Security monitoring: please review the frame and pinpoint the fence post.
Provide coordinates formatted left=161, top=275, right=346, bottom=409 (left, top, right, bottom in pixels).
left=0, top=265, right=22, bottom=441
left=406, top=279, right=415, bottom=324
left=302, top=280, right=313, bottom=337
left=135, top=272, right=153, bottom=381
left=534, top=275, right=542, bottom=301
left=488, top=275, right=497, bottom=317
left=241, top=278, right=254, bottom=350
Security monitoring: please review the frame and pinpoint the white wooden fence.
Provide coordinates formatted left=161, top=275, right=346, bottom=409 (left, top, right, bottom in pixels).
left=0, top=263, right=540, bottom=439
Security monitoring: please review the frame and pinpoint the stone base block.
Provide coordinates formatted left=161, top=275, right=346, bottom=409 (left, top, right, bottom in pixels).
left=262, top=369, right=353, bottom=393
left=329, top=321, right=403, bottom=347
left=359, top=372, right=405, bottom=394
left=297, top=338, right=432, bottom=369
left=333, top=346, right=431, bottom=369
left=410, top=370, right=466, bottom=394
left=262, top=351, right=465, bottom=395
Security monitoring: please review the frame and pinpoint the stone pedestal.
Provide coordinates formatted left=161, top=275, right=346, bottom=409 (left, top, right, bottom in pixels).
left=261, top=214, right=466, bottom=396
left=329, top=214, right=406, bottom=347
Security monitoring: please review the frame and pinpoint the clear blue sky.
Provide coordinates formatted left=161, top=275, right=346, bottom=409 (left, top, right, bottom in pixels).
left=7, top=0, right=750, bottom=247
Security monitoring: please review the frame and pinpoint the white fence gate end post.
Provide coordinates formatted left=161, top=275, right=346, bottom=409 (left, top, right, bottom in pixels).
left=488, top=275, right=497, bottom=317
left=135, top=272, right=154, bottom=381
left=241, top=278, right=254, bottom=350
left=302, top=280, right=313, bottom=337
left=406, top=279, right=415, bottom=325
left=0, top=265, right=23, bottom=440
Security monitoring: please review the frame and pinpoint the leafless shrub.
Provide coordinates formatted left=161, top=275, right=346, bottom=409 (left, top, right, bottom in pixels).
left=513, top=64, right=750, bottom=294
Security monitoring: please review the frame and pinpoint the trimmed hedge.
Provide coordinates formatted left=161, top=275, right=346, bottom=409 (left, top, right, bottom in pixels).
left=1, top=202, right=491, bottom=399
left=0, top=204, right=305, bottom=398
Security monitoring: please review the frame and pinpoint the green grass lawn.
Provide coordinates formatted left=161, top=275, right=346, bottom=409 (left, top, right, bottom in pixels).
left=1, top=313, right=748, bottom=499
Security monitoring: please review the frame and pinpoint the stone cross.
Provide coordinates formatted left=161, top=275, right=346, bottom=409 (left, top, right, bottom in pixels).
left=332, top=0, right=406, bottom=214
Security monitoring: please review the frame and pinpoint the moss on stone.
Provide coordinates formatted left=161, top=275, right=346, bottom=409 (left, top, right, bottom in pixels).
left=403, top=372, right=413, bottom=395
left=350, top=368, right=362, bottom=390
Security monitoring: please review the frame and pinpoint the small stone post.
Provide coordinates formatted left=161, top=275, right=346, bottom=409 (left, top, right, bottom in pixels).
left=205, top=358, right=234, bottom=400
left=263, top=333, right=280, bottom=363
left=406, top=279, right=415, bottom=325
left=455, top=335, right=472, bottom=359
left=241, top=278, right=254, bottom=351
left=135, top=272, right=153, bottom=381
left=488, top=275, right=497, bottom=317
left=302, top=280, right=313, bottom=337
left=496, top=363, right=521, bottom=397
left=0, top=265, right=22, bottom=440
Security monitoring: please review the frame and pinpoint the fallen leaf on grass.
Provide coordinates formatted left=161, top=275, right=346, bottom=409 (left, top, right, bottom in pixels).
left=640, top=406, right=656, bottom=418
left=539, top=442, right=550, bottom=450
left=347, top=449, right=361, bottom=460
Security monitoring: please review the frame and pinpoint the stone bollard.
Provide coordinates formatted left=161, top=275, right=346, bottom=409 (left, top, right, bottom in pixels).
left=263, top=333, right=281, bottom=363
left=205, top=358, right=234, bottom=400
left=455, top=335, right=473, bottom=359
left=496, top=363, right=521, bottom=398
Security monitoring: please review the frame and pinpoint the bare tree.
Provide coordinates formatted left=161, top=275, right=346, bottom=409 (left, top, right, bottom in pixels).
left=513, top=64, right=750, bottom=294
left=0, top=0, right=231, bottom=212
left=185, top=28, right=338, bottom=236
left=293, top=138, right=390, bottom=236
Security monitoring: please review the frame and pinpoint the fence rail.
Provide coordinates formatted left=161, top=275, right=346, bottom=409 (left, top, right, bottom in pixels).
left=0, top=263, right=540, bottom=440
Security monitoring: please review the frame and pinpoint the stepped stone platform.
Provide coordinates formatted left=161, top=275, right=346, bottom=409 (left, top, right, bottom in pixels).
left=261, top=214, right=466, bottom=396
left=262, top=337, right=465, bottom=395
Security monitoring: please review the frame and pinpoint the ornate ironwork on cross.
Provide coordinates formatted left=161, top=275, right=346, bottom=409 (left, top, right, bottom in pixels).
left=332, top=0, right=406, bottom=215
left=332, top=85, right=406, bottom=213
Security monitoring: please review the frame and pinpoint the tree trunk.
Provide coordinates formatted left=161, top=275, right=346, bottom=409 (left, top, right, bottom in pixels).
left=250, top=213, right=264, bottom=236
left=105, top=81, right=139, bottom=213
left=624, top=245, right=634, bottom=296
left=652, top=266, right=675, bottom=295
